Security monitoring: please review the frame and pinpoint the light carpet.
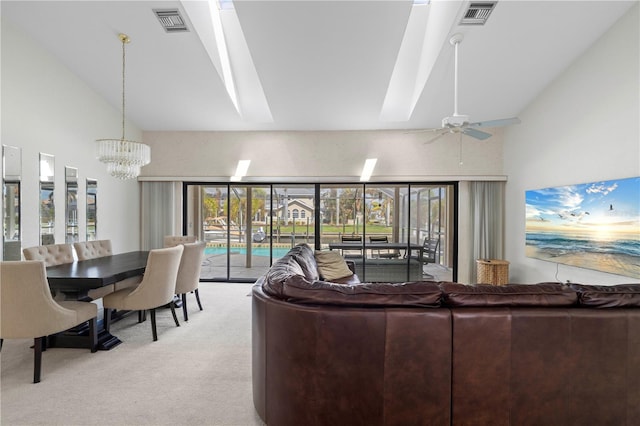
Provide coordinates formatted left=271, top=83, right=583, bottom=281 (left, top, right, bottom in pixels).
left=1, top=283, right=265, bottom=426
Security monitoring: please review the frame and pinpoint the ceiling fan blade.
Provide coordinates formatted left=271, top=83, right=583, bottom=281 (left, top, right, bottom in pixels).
left=468, top=117, right=521, bottom=128
left=405, top=127, right=443, bottom=134
left=463, top=128, right=492, bottom=140
left=424, top=131, right=448, bottom=144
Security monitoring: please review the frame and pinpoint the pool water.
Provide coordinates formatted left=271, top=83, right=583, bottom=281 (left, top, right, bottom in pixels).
left=205, top=246, right=290, bottom=258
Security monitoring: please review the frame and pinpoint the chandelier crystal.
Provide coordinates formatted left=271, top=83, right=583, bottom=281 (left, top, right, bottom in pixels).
left=96, top=33, right=150, bottom=180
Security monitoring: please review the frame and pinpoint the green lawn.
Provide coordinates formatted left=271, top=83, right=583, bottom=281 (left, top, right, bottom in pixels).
left=269, top=224, right=392, bottom=235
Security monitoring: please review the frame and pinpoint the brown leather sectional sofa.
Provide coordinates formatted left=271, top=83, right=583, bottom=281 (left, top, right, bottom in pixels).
left=252, top=244, right=640, bottom=425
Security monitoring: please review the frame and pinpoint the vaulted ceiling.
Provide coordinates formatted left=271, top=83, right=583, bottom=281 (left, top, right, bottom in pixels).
left=2, top=1, right=635, bottom=132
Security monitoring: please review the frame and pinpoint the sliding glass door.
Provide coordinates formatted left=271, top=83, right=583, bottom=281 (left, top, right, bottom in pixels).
left=185, top=182, right=455, bottom=283
left=186, top=183, right=316, bottom=281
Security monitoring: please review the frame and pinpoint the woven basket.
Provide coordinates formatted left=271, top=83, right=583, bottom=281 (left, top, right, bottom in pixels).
left=476, top=259, right=510, bottom=286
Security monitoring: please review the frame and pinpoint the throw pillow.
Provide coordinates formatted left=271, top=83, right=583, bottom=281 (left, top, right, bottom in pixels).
left=314, top=250, right=353, bottom=281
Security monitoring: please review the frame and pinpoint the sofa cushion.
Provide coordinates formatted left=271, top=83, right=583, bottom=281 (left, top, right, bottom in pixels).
left=281, top=278, right=442, bottom=307
left=289, top=243, right=320, bottom=281
left=314, top=250, right=354, bottom=281
left=570, top=283, right=640, bottom=308
left=440, top=282, right=578, bottom=307
left=262, top=255, right=305, bottom=297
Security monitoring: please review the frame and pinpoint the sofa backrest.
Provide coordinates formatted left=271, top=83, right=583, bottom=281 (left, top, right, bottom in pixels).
left=261, top=245, right=640, bottom=310
left=570, top=283, right=640, bottom=307
left=440, top=282, right=578, bottom=307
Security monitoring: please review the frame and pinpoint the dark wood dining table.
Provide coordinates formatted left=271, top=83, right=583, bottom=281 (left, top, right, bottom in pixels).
left=46, top=251, right=149, bottom=350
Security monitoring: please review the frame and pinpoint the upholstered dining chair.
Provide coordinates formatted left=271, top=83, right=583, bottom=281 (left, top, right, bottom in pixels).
left=23, top=243, right=106, bottom=295
left=73, top=240, right=112, bottom=260
left=102, top=245, right=184, bottom=341
left=175, top=241, right=206, bottom=321
left=163, top=235, right=197, bottom=248
left=0, top=261, right=98, bottom=383
left=23, top=243, right=74, bottom=266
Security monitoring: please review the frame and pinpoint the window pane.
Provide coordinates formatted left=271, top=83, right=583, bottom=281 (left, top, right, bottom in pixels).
left=272, top=185, right=315, bottom=260
left=199, top=185, right=229, bottom=280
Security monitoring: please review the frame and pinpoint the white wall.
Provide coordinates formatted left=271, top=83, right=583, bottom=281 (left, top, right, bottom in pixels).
left=504, top=4, right=639, bottom=285
left=141, top=128, right=507, bottom=181
left=1, top=20, right=143, bottom=256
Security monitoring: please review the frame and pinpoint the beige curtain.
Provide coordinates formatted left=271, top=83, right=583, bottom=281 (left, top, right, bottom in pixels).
left=461, top=181, right=505, bottom=283
left=140, top=181, right=180, bottom=250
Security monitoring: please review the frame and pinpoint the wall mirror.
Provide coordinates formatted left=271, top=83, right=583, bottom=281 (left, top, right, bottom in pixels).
left=39, top=153, right=55, bottom=245
left=3, top=145, right=22, bottom=260
left=86, top=178, right=97, bottom=241
left=65, top=166, right=78, bottom=243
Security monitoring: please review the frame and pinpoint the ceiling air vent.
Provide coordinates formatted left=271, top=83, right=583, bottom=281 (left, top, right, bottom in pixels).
left=460, top=2, right=497, bottom=25
left=153, top=9, right=189, bottom=33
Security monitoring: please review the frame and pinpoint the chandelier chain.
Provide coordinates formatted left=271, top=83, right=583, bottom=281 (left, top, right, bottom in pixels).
left=120, top=34, right=127, bottom=141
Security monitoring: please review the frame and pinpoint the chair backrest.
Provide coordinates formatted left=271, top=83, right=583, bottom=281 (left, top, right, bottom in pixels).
left=164, top=235, right=197, bottom=248
left=341, top=235, right=362, bottom=243
left=0, top=261, right=81, bottom=339
left=73, top=240, right=113, bottom=261
left=423, top=238, right=440, bottom=262
left=127, top=245, right=184, bottom=307
left=175, top=242, right=205, bottom=294
left=369, top=236, right=388, bottom=243
left=23, top=244, right=74, bottom=267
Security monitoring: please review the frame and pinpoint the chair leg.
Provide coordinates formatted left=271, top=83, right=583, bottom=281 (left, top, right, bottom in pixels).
left=170, top=303, right=180, bottom=327
left=181, top=293, right=188, bottom=321
left=88, top=317, right=98, bottom=353
left=104, top=308, right=112, bottom=333
left=1, top=338, right=3, bottom=351
left=33, top=337, right=44, bottom=383
left=194, top=288, right=203, bottom=311
left=150, top=309, right=158, bottom=341
left=138, top=310, right=144, bottom=323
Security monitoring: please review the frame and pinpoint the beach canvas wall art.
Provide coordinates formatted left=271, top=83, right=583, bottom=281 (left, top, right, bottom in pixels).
left=525, top=176, right=640, bottom=279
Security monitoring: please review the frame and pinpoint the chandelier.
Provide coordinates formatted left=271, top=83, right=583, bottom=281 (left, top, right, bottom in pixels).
left=96, top=33, right=150, bottom=179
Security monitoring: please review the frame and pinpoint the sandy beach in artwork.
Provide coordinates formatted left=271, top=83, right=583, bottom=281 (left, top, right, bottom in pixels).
left=526, top=245, right=640, bottom=279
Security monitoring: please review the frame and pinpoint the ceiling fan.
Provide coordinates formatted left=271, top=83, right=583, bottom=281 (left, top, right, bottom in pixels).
left=420, top=33, right=521, bottom=144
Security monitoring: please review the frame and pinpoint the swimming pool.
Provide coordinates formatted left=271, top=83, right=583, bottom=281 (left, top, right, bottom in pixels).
left=205, top=246, right=291, bottom=258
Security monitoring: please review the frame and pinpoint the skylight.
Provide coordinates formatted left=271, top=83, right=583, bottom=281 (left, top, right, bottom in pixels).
left=379, top=1, right=466, bottom=123
left=210, top=0, right=239, bottom=112
left=218, top=0, right=234, bottom=10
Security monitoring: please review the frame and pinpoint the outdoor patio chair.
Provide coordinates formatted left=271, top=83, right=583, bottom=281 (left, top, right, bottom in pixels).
left=368, top=235, right=400, bottom=259
left=341, top=235, right=363, bottom=258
